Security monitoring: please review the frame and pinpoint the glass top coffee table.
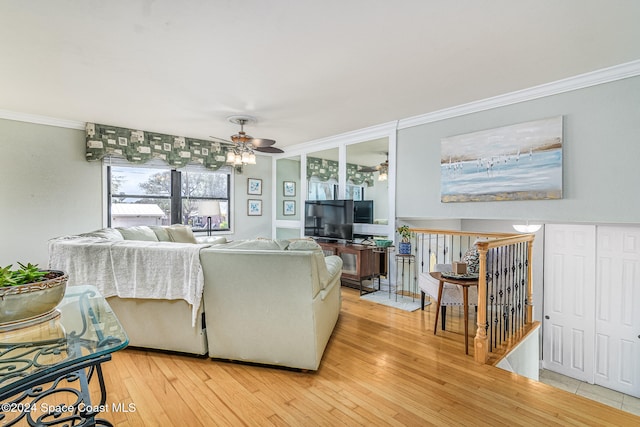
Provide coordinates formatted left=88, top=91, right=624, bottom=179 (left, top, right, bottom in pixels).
left=0, top=285, right=129, bottom=426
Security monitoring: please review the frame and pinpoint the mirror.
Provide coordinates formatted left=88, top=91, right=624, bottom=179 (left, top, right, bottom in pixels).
left=306, top=147, right=339, bottom=201
left=346, top=138, right=390, bottom=238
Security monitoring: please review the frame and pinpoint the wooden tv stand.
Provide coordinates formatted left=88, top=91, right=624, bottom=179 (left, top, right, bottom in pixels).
left=316, top=242, right=380, bottom=294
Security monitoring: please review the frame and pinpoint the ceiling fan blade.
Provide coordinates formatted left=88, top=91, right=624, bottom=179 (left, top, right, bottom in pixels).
left=359, top=165, right=380, bottom=172
left=251, top=138, right=276, bottom=147
left=255, top=146, right=284, bottom=153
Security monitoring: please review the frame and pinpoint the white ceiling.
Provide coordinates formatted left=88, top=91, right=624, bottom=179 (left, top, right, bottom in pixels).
left=2, top=1, right=639, bottom=150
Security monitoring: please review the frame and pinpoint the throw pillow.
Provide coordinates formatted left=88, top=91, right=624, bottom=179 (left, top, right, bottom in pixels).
left=149, top=226, right=172, bottom=242
left=196, top=236, right=227, bottom=245
left=287, top=239, right=321, bottom=251
left=166, top=224, right=198, bottom=243
left=116, top=226, right=159, bottom=241
left=80, top=228, right=124, bottom=240
left=227, top=239, right=284, bottom=250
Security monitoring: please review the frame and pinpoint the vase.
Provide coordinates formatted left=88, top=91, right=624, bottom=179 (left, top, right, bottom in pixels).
left=463, top=249, right=480, bottom=274
left=0, top=270, right=68, bottom=329
left=398, top=242, right=411, bottom=255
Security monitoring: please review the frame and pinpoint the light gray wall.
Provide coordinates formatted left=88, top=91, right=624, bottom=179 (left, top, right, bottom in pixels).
left=0, top=119, right=273, bottom=266
left=396, top=76, right=640, bottom=224
left=0, top=119, right=102, bottom=267
left=231, top=157, right=273, bottom=240
left=395, top=81, right=640, bottom=326
left=275, top=158, right=301, bottom=221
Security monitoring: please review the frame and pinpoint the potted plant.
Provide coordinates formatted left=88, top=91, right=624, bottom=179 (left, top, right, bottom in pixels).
left=0, top=263, right=68, bottom=326
left=397, top=225, right=412, bottom=255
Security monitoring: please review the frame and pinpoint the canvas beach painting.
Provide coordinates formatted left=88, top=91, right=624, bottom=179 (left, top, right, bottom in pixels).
left=440, top=116, right=563, bottom=202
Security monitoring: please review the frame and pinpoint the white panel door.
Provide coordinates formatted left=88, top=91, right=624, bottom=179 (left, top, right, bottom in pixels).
left=595, top=226, right=640, bottom=397
left=543, top=224, right=596, bottom=382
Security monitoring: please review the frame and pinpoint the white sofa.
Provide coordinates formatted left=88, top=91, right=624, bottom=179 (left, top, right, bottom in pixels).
left=201, top=240, right=342, bottom=370
left=48, top=226, right=343, bottom=370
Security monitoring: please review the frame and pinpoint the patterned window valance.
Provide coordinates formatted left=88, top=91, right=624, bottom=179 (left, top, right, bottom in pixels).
left=85, top=123, right=229, bottom=171
left=307, top=156, right=374, bottom=187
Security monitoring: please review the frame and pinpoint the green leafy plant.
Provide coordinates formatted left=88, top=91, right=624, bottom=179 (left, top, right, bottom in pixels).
left=0, top=263, right=48, bottom=287
left=397, top=225, right=412, bottom=242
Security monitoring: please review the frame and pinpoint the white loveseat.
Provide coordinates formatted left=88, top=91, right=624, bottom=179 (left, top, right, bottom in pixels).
left=48, top=226, right=343, bottom=370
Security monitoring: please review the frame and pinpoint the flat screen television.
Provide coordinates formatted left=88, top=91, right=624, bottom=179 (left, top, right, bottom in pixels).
left=304, top=199, right=354, bottom=242
left=354, top=200, right=374, bottom=224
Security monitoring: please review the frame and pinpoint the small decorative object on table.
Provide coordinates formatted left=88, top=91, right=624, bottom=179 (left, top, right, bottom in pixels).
left=463, top=247, right=480, bottom=273
left=441, top=271, right=479, bottom=280
left=452, top=261, right=467, bottom=275
left=374, top=239, right=393, bottom=248
left=397, top=225, right=412, bottom=255
left=0, top=263, right=68, bottom=328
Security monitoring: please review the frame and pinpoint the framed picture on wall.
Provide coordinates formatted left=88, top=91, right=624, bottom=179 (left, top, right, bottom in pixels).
left=283, top=200, right=296, bottom=216
left=247, top=178, right=262, bottom=195
left=247, top=199, right=262, bottom=216
left=440, top=116, right=563, bottom=202
left=283, top=181, right=296, bottom=197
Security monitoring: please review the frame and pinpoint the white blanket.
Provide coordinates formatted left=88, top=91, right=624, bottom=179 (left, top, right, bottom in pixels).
left=48, top=238, right=210, bottom=326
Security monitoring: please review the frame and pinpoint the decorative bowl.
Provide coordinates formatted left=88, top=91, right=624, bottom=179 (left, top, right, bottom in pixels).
left=374, top=239, right=393, bottom=248
left=0, top=270, right=68, bottom=328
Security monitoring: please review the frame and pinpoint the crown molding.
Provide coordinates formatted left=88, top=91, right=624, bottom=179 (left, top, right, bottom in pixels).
left=398, top=59, right=640, bottom=130
left=280, top=120, right=398, bottom=158
left=0, top=109, right=85, bottom=130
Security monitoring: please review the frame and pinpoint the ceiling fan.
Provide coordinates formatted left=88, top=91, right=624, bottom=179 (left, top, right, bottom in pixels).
left=360, top=152, right=389, bottom=180
left=211, top=115, right=284, bottom=155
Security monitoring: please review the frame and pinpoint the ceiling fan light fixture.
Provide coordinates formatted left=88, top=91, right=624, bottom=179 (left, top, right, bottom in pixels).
left=241, top=151, right=251, bottom=164
left=226, top=150, right=236, bottom=164
left=218, top=115, right=283, bottom=168
left=378, top=171, right=388, bottom=181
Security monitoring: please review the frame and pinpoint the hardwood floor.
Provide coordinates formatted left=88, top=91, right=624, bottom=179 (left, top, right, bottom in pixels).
left=96, top=288, right=639, bottom=426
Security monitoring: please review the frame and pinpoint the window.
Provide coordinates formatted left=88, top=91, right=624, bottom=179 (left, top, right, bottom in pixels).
left=307, top=180, right=336, bottom=200
left=181, top=169, right=230, bottom=232
left=107, top=162, right=231, bottom=233
left=307, top=181, right=364, bottom=201
left=345, top=184, right=364, bottom=201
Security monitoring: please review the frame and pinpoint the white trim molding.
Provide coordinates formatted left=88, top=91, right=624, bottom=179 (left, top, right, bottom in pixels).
left=281, top=121, right=398, bottom=157
left=398, top=60, right=640, bottom=130
left=0, top=109, right=85, bottom=130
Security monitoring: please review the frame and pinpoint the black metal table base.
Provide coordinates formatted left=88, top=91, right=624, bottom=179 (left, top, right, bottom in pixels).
left=340, top=276, right=380, bottom=295
left=1, top=354, right=113, bottom=427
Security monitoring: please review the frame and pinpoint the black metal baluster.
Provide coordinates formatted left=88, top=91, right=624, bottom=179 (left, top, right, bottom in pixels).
left=515, top=244, right=520, bottom=337
left=507, top=246, right=512, bottom=341
left=510, top=245, right=522, bottom=338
